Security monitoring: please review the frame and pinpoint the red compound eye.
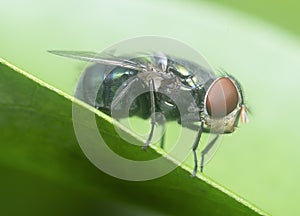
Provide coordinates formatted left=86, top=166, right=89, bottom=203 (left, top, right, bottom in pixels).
left=206, top=77, right=239, bottom=118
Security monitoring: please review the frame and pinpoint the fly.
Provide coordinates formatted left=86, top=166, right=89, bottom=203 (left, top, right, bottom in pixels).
left=49, top=50, right=248, bottom=176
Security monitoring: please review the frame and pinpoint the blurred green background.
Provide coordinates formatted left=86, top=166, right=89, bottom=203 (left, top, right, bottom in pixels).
left=1, top=0, right=300, bottom=215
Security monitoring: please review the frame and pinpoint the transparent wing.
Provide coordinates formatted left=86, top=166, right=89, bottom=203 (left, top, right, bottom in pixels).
left=201, top=134, right=222, bottom=169
left=75, top=63, right=113, bottom=108
left=48, top=50, right=146, bottom=71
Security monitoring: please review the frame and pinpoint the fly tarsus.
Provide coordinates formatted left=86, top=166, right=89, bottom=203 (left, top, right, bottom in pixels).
left=191, top=121, right=204, bottom=177
left=143, top=79, right=156, bottom=150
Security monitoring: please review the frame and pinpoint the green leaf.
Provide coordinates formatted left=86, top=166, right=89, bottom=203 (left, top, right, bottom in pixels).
left=0, top=58, right=268, bottom=216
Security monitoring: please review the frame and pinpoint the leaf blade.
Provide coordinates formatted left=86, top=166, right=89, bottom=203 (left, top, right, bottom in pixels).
left=0, top=58, right=268, bottom=216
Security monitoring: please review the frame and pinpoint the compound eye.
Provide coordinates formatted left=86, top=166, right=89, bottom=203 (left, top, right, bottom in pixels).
left=206, top=77, right=239, bottom=118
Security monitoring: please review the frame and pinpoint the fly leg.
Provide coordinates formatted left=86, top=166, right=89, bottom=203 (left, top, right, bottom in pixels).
left=159, top=123, right=166, bottom=149
left=111, top=77, right=139, bottom=109
left=200, top=135, right=220, bottom=172
left=143, top=79, right=156, bottom=150
left=192, top=121, right=204, bottom=177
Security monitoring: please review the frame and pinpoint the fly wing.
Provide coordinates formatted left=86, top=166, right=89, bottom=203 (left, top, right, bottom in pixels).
left=75, top=63, right=113, bottom=108
left=52, top=51, right=148, bottom=111
left=48, top=50, right=146, bottom=71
